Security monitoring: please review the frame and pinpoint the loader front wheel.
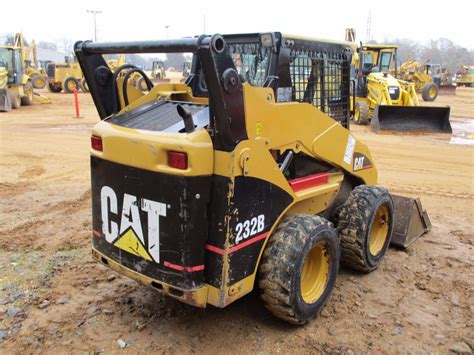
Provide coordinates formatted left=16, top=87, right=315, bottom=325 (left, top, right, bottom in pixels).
left=422, top=83, right=438, bottom=102
left=21, top=82, right=34, bottom=105
left=354, top=102, right=369, bottom=125
left=259, top=215, right=339, bottom=324
left=10, top=92, right=21, bottom=109
left=63, top=77, right=79, bottom=94
left=337, top=185, right=394, bottom=273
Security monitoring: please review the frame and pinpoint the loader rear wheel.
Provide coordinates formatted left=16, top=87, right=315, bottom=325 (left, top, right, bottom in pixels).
left=337, top=185, right=394, bottom=273
left=422, top=83, right=438, bottom=102
left=259, top=215, right=339, bottom=324
left=354, top=102, right=369, bottom=125
left=31, top=74, right=46, bottom=89
left=80, top=78, right=89, bottom=93
left=21, top=82, right=34, bottom=105
left=63, top=77, right=79, bottom=94
left=136, top=77, right=148, bottom=91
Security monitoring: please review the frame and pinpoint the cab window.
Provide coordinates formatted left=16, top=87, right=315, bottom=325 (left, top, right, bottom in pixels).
left=379, top=52, right=392, bottom=71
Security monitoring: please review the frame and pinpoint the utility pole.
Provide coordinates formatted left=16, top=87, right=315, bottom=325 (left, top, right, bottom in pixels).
left=365, top=11, right=372, bottom=43
left=165, top=25, right=170, bottom=39
left=203, top=14, right=206, bottom=34
left=87, top=10, right=102, bottom=42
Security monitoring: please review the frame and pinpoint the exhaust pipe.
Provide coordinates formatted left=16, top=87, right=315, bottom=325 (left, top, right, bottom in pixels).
left=371, top=105, right=452, bottom=133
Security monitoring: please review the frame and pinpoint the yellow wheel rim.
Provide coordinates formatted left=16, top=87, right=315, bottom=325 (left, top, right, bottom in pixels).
left=369, top=205, right=390, bottom=256
left=68, top=81, right=76, bottom=91
left=35, top=77, right=44, bottom=88
left=429, top=86, right=437, bottom=98
left=300, top=241, right=330, bottom=304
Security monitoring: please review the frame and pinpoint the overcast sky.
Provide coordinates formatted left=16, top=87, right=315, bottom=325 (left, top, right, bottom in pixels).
left=2, top=0, right=473, bottom=49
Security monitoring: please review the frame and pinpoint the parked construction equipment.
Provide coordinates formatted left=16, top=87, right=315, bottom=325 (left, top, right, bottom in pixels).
left=47, top=57, right=84, bottom=93
left=398, top=61, right=455, bottom=99
left=75, top=32, right=431, bottom=324
left=151, top=60, right=170, bottom=83
left=0, top=34, right=50, bottom=112
left=351, top=44, right=451, bottom=133
left=456, top=66, right=474, bottom=87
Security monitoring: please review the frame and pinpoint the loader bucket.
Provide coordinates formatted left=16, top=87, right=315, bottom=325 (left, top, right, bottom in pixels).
left=438, top=85, right=456, bottom=95
left=371, top=105, right=452, bottom=133
left=390, top=195, right=432, bottom=248
left=0, top=90, right=12, bottom=112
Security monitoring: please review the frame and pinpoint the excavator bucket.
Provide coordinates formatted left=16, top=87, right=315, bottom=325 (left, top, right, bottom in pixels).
left=371, top=105, right=452, bottom=133
left=438, top=85, right=456, bottom=95
left=0, top=90, right=12, bottom=112
left=390, top=195, right=432, bottom=248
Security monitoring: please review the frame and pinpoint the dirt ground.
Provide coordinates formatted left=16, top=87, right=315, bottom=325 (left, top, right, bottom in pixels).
left=0, top=88, right=473, bottom=354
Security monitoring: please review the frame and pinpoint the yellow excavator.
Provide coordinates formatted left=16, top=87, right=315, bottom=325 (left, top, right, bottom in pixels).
left=456, top=66, right=474, bottom=87
left=345, top=29, right=451, bottom=133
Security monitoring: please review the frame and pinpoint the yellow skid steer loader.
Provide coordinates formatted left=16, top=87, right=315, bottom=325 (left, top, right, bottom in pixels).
left=75, top=32, right=431, bottom=324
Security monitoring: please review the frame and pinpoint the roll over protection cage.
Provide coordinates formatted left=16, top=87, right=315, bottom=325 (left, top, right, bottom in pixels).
left=74, top=35, right=247, bottom=151
left=75, top=33, right=354, bottom=150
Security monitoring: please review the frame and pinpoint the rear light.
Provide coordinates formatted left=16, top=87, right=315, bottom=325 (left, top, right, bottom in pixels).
left=91, top=135, right=103, bottom=151
left=167, top=151, right=187, bottom=170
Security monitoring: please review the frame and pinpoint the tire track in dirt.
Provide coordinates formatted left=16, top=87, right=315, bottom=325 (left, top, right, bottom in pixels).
left=0, top=189, right=91, bottom=251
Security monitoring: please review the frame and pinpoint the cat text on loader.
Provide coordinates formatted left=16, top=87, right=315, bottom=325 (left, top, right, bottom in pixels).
left=75, top=33, right=431, bottom=324
left=352, top=44, right=451, bottom=133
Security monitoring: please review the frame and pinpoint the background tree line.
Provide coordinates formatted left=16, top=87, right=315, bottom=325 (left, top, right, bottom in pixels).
left=382, top=37, right=474, bottom=73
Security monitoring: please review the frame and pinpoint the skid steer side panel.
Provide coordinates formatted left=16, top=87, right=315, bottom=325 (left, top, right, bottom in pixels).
left=371, top=105, right=452, bottom=133
left=390, top=195, right=432, bottom=248
left=91, top=157, right=211, bottom=290
left=205, top=176, right=293, bottom=290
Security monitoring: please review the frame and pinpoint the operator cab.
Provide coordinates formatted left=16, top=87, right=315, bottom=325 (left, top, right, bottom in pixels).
left=355, top=44, right=398, bottom=97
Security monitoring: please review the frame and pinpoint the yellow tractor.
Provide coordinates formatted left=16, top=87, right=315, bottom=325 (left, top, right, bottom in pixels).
left=456, top=65, right=474, bottom=87
left=75, top=32, right=431, bottom=324
left=398, top=60, right=439, bottom=101
left=351, top=44, right=451, bottom=132
left=46, top=56, right=85, bottom=93
left=0, top=36, right=48, bottom=111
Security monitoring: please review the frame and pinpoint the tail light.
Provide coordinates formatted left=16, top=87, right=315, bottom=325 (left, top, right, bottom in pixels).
left=91, top=135, right=103, bottom=151
left=167, top=151, right=187, bottom=170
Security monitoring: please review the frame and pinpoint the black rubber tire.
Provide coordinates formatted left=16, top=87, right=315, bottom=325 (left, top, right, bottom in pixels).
left=136, top=77, right=148, bottom=91
left=422, top=83, right=438, bottom=102
left=47, top=82, right=62, bottom=93
left=10, top=91, right=21, bottom=109
left=337, top=185, right=394, bottom=273
left=259, top=215, right=340, bottom=324
left=31, top=74, right=47, bottom=89
left=79, top=78, right=89, bottom=93
left=63, top=77, right=79, bottom=94
left=21, top=82, right=34, bottom=105
left=354, top=102, right=369, bottom=125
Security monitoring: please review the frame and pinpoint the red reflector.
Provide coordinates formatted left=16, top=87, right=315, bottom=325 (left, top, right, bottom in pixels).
left=91, top=135, right=103, bottom=151
left=168, top=151, right=188, bottom=170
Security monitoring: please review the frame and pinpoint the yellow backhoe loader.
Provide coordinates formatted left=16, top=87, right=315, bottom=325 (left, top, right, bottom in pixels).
left=352, top=44, right=451, bottom=132
left=75, top=32, right=431, bottom=325
left=0, top=35, right=50, bottom=112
